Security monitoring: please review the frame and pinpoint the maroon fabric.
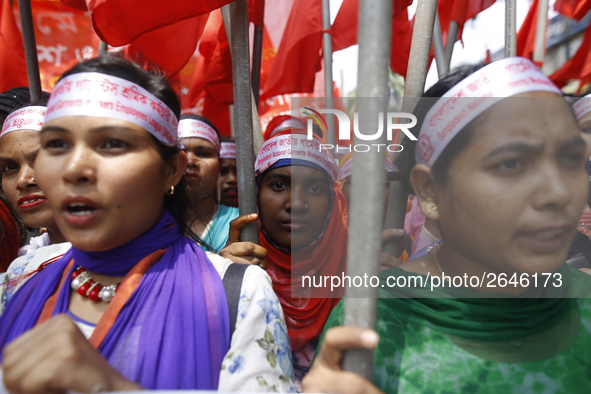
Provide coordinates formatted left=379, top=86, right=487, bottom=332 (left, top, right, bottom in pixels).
left=0, top=200, right=19, bottom=273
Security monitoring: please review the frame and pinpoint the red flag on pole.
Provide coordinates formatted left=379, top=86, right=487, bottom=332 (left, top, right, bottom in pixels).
left=87, top=0, right=233, bottom=46
left=390, top=9, right=412, bottom=77
left=260, top=0, right=323, bottom=100
left=332, top=0, right=412, bottom=52
left=0, top=0, right=28, bottom=92
left=554, top=0, right=591, bottom=21
left=124, top=14, right=209, bottom=77
left=516, top=0, right=547, bottom=63
left=549, top=22, right=591, bottom=89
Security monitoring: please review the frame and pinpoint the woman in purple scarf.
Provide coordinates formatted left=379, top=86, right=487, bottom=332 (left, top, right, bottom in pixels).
left=0, top=55, right=295, bottom=392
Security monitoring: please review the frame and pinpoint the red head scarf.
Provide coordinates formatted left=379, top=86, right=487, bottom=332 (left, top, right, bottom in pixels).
left=0, top=200, right=19, bottom=272
left=259, top=183, right=348, bottom=351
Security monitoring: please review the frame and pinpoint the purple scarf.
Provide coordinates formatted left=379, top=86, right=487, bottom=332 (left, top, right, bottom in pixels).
left=0, top=209, right=230, bottom=389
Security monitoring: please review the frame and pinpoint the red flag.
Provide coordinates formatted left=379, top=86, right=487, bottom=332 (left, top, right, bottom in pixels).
left=437, top=0, right=495, bottom=46
left=549, top=21, right=591, bottom=88
left=554, top=0, right=591, bottom=21
left=332, top=0, right=413, bottom=52
left=29, top=1, right=99, bottom=91
left=87, top=0, right=233, bottom=46
left=516, top=0, right=543, bottom=61
left=124, top=14, right=208, bottom=77
left=0, top=0, right=28, bottom=92
left=260, top=0, right=323, bottom=100
left=390, top=9, right=412, bottom=77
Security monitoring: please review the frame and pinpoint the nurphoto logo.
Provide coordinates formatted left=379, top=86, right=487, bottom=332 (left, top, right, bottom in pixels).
left=301, top=107, right=418, bottom=153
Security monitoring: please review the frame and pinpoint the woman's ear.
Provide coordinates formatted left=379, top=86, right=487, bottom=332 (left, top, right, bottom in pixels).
left=410, top=164, right=440, bottom=221
left=164, top=150, right=188, bottom=192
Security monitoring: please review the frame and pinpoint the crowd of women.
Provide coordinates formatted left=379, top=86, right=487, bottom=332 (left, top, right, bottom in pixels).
left=0, top=53, right=591, bottom=393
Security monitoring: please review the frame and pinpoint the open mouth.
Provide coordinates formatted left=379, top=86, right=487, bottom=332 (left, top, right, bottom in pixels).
left=62, top=196, right=103, bottom=226
left=18, top=194, right=48, bottom=210
left=67, top=202, right=99, bottom=216
left=519, top=225, right=572, bottom=253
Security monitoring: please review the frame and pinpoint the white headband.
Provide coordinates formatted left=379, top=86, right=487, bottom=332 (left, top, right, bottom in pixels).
left=573, top=94, right=591, bottom=120
left=178, top=118, right=221, bottom=152
left=417, top=57, right=562, bottom=168
left=45, top=72, right=178, bottom=145
left=268, top=118, right=306, bottom=139
left=337, top=153, right=394, bottom=181
left=220, top=142, right=236, bottom=159
left=255, top=134, right=339, bottom=181
left=1, top=106, right=46, bottom=138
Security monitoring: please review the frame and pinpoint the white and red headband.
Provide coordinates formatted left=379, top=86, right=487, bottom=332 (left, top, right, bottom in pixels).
left=178, top=118, right=221, bottom=152
left=255, top=134, right=339, bottom=181
left=417, top=57, right=562, bottom=168
left=45, top=72, right=178, bottom=145
left=337, top=153, right=394, bottom=182
left=1, top=106, right=46, bottom=138
left=268, top=118, right=306, bottom=139
left=573, top=94, right=591, bottom=120
left=220, top=141, right=236, bottom=159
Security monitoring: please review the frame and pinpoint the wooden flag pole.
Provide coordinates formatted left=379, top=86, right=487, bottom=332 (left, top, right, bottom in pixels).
left=98, top=41, right=108, bottom=56
left=222, top=0, right=259, bottom=243
left=341, top=0, right=392, bottom=379
left=17, top=0, right=42, bottom=101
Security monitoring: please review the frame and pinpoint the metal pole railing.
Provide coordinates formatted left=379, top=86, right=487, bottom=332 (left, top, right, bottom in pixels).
left=322, top=0, right=336, bottom=151
left=505, top=0, right=517, bottom=57
left=533, top=0, right=549, bottom=65
left=382, top=0, right=438, bottom=257
left=17, top=0, right=42, bottom=101
left=223, top=0, right=259, bottom=243
left=341, top=0, right=392, bottom=380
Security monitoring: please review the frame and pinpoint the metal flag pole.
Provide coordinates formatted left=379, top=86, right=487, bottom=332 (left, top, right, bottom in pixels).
left=322, top=0, right=336, bottom=151
left=252, top=24, right=264, bottom=108
left=222, top=0, right=259, bottom=243
left=98, top=41, right=108, bottom=56
left=17, top=0, right=42, bottom=101
left=533, top=0, right=549, bottom=65
left=222, top=6, right=265, bottom=155
left=433, top=10, right=448, bottom=78
left=382, top=0, right=438, bottom=257
left=505, top=0, right=517, bottom=57
left=341, top=0, right=392, bottom=380
left=445, top=20, right=458, bottom=68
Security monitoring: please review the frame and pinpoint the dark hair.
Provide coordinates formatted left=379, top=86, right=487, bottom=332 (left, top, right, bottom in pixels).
left=0, top=192, right=27, bottom=247
left=1, top=99, right=50, bottom=247
left=395, top=64, right=486, bottom=195
left=61, top=54, right=201, bottom=241
left=220, top=136, right=235, bottom=143
left=180, top=114, right=222, bottom=140
left=0, top=88, right=50, bottom=125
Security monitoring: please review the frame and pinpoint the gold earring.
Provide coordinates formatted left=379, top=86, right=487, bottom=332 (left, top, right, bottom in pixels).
left=423, top=201, right=437, bottom=215
left=166, top=185, right=175, bottom=196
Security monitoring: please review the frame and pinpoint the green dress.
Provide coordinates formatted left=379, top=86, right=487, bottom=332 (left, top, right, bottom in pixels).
left=318, top=264, right=591, bottom=394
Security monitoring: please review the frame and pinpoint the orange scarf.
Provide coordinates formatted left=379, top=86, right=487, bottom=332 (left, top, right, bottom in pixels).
left=260, top=184, right=348, bottom=351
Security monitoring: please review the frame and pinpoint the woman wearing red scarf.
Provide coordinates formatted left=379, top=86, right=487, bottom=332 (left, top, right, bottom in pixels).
left=254, top=130, right=348, bottom=389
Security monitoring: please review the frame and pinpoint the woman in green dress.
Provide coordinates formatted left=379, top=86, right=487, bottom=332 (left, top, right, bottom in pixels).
left=303, top=57, right=591, bottom=394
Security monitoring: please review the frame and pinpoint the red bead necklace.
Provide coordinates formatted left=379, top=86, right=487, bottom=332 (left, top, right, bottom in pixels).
left=70, top=266, right=120, bottom=303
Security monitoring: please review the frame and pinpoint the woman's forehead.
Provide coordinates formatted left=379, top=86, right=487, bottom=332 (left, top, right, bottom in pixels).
left=0, top=130, right=40, bottom=156
left=468, top=97, right=579, bottom=150
left=265, top=165, right=329, bottom=180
